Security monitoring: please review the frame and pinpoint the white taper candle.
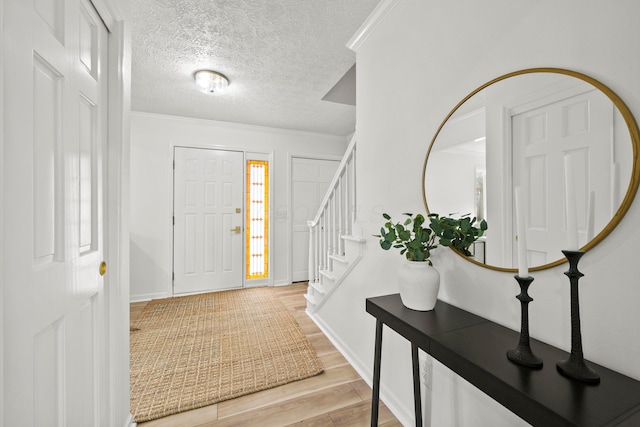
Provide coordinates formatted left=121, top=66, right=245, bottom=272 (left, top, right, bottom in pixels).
left=564, top=156, right=579, bottom=251
left=514, top=186, right=528, bottom=277
left=586, top=190, right=595, bottom=242
left=611, top=163, right=620, bottom=216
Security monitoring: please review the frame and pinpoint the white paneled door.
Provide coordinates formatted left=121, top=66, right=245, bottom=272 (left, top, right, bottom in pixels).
left=291, top=157, right=340, bottom=282
left=512, top=89, right=613, bottom=266
left=3, top=0, right=109, bottom=426
left=173, top=148, right=245, bottom=294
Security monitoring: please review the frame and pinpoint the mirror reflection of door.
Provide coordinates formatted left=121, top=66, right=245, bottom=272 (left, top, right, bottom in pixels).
left=173, top=147, right=245, bottom=294
left=512, top=89, right=613, bottom=267
left=291, top=157, right=340, bottom=282
left=424, top=70, right=637, bottom=271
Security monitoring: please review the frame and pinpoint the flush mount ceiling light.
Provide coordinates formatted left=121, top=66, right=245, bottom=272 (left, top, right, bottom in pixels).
left=194, top=70, right=229, bottom=94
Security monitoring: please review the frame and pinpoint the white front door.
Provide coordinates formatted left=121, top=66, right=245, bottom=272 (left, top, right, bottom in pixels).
left=512, top=89, right=613, bottom=265
left=173, top=147, right=245, bottom=294
left=291, top=157, right=340, bottom=282
left=3, top=0, right=109, bottom=425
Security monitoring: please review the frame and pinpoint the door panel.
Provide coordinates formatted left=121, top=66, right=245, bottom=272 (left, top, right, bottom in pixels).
left=512, top=89, right=613, bottom=264
left=174, top=147, right=244, bottom=294
left=3, top=0, right=109, bottom=425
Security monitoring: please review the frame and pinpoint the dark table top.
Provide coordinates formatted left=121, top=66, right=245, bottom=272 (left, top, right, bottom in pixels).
left=366, top=294, right=640, bottom=427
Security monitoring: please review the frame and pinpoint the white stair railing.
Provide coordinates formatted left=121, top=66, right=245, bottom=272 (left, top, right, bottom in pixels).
left=307, top=135, right=357, bottom=293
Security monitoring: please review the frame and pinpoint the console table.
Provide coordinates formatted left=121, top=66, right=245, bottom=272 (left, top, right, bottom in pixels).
left=366, top=294, right=640, bottom=427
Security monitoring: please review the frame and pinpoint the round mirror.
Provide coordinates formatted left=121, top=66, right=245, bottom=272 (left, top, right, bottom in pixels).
left=423, top=68, right=640, bottom=272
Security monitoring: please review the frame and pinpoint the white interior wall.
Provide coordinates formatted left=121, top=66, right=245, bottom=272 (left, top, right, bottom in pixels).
left=425, top=150, right=481, bottom=218
left=315, top=0, right=640, bottom=425
left=129, top=112, right=348, bottom=301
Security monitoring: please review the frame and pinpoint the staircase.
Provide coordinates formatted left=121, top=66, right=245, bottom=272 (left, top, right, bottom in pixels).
left=305, top=135, right=365, bottom=313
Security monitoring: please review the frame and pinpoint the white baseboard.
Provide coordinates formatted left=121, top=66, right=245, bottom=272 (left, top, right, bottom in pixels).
left=307, top=311, right=413, bottom=426
left=273, top=280, right=293, bottom=287
left=129, top=292, right=168, bottom=303
left=129, top=292, right=170, bottom=303
left=124, top=413, right=135, bottom=427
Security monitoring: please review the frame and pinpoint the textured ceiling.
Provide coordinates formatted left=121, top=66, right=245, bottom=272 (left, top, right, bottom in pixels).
left=131, top=0, right=380, bottom=136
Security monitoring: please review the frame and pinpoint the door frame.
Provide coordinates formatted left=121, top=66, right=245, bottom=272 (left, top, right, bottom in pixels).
left=97, top=5, right=132, bottom=425
left=168, top=143, right=275, bottom=294
left=0, top=0, right=5, bottom=422
left=80, top=2, right=132, bottom=425
left=287, top=152, right=342, bottom=286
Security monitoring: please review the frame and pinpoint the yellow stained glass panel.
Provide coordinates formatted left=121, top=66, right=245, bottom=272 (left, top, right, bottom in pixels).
left=246, top=160, right=269, bottom=279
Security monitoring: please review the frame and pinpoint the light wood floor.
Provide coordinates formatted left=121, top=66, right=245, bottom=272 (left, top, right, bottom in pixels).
left=130, top=283, right=401, bottom=427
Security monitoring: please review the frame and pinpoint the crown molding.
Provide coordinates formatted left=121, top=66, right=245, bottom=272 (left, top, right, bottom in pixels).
left=346, top=0, right=401, bottom=52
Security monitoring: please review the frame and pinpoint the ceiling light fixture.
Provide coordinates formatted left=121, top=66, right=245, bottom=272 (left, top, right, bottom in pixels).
left=194, top=70, right=229, bottom=95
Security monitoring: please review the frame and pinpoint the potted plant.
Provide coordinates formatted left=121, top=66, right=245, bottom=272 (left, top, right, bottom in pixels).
left=375, top=212, right=487, bottom=310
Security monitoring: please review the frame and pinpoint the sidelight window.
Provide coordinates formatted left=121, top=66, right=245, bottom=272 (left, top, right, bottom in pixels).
left=246, top=160, right=269, bottom=279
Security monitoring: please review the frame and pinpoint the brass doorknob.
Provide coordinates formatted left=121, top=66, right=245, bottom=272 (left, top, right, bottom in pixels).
left=99, top=261, right=107, bottom=276
left=230, top=226, right=241, bottom=233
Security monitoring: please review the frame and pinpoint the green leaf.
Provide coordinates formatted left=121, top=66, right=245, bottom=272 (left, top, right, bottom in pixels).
left=381, top=240, right=392, bottom=250
left=383, top=213, right=391, bottom=220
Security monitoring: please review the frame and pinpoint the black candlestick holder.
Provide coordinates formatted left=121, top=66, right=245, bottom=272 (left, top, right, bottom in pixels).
left=556, top=250, right=600, bottom=384
left=507, top=275, right=543, bottom=369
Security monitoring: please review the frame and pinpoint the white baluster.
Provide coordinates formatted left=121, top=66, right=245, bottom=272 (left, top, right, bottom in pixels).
left=333, top=193, right=338, bottom=255
left=350, top=150, right=357, bottom=229
left=337, top=173, right=344, bottom=256
left=308, top=222, right=315, bottom=283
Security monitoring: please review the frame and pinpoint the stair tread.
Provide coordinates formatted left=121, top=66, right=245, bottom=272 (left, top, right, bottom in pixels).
left=319, top=269, right=335, bottom=280
left=341, top=234, right=366, bottom=243
left=309, top=281, right=326, bottom=294
left=328, top=254, right=348, bottom=263
left=304, top=293, right=317, bottom=305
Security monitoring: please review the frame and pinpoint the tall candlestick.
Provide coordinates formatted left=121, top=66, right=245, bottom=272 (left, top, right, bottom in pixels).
left=586, top=191, right=595, bottom=242
left=514, top=186, right=528, bottom=277
left=564, top=156, right=579, bottom=250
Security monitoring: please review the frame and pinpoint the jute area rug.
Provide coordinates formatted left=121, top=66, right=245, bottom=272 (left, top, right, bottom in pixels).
left=130, top=287, right=324, bottom=423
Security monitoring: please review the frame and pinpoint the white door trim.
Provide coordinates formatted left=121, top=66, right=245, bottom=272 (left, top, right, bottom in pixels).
left=245, top=151, right=275, bottom=289
left=88, top=2, right=132, bottom=426
left=167, top=143, right=276, bottom=295
left=286, top=152, right=342, bottom=285
left=0, top=0, right=5, bottom=424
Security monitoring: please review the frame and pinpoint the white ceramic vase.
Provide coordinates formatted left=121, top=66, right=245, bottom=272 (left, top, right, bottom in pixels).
left=397, top=260, right=440, bottom=311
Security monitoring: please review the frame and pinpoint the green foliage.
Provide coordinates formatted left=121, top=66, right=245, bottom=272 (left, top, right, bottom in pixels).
left=373, top=212, right=488, bottom=264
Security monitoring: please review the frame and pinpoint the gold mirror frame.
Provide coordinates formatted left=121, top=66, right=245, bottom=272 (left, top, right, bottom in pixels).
left=422, top=68, right=640, bottom=272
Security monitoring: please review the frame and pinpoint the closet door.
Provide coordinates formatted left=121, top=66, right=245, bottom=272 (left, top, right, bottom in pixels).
left=3, top=0, right=110, bottom=425
left=291, top=157, right=340, bottom=282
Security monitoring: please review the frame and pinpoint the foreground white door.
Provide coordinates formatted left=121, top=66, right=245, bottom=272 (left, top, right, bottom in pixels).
left=3, top=0, right=109, bottom=425
left=291, top=157, right=340, bottom=282
left=173, top=147, right=244, bottom=294
left=512, top=89, right=613, bottom=265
